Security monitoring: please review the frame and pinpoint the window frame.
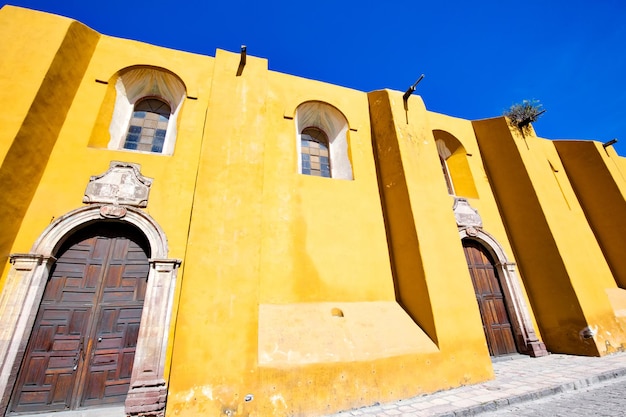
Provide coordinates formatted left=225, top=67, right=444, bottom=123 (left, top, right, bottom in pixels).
left=300, top=126, right=332, bottom=178
left=439, top=154, right=455, bottom=195
left=123, top=97, right=172, bottom=153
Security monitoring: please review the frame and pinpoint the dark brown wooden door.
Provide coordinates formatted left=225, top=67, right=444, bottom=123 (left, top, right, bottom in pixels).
left=463, top=239, right=517, bottom=357
left=9, top=223, right=149, bottom=413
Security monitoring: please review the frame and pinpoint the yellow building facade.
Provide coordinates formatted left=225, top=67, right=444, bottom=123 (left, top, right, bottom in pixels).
left=0, top=6, right=625, bottom=417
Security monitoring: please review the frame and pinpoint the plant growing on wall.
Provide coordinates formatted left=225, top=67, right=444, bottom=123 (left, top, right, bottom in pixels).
left=504, top=99, right=546, bottom=129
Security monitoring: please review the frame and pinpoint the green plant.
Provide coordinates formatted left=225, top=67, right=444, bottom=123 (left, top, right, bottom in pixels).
left=504, top=99, right=545, bottom=128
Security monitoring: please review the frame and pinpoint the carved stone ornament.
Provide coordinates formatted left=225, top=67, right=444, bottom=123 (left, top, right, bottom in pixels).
left=83, top=161, right=153, bottom=208
left=453, top=198, right=482, bottom=228
left=100, top=204, right=127, bottom=218
left=465, top=226, right=479, bottom=237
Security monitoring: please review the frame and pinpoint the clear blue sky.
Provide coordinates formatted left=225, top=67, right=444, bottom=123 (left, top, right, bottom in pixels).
left=4, top=1, right=626, bottom=155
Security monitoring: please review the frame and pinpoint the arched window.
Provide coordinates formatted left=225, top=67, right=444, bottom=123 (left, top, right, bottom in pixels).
left=300, top=127, right=331, bottom=177
left=295, top=101, right=352, bottom=180
left=107, top=67, right=186, bottom=155
left=123, top=98, right=171, bottom=153
left=433, top=130, right=478, bottom=198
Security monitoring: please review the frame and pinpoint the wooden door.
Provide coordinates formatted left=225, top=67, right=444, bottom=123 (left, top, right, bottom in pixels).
left=9, top=223, right=149, bottom=413
left=463, top=239, right=517, bottom=356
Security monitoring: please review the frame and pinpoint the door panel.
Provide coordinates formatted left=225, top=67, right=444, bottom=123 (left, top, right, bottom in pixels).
left=10, top=223, right=149, bottom=413
left=10, top=307, right=91, bottom=412
left=463, top=239, right=517, bottom=356
left=82, top=305, right=144, bottom=406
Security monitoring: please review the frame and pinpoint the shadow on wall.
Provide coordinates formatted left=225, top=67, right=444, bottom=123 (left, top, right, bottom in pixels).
left=0, top=21, right=99, bottom=278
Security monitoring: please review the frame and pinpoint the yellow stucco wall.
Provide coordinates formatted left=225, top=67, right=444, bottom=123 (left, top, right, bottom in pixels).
left=426, top=111, right=543, bottom=340
left=165, top=54, right=494, bottom=417
left=2, top=6, right=626, bottom=417
left=554, top=141, right=626, bottom=289
left=473, top=118, right=626, bottom=356
left=0, top=5, right=215, bottom=385
left=0, top=6, right=100, bottom=277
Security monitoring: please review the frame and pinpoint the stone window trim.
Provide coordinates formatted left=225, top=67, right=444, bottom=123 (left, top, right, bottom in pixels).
left=0, top=205, right=180, bottom=417
left=458, top=226, right=548, bottom=358
left=108, top=66, right=186, bottom=156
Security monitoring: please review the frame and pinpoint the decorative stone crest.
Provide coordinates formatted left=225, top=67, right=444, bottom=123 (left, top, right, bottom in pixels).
left=99, top=204, right=128, bottom=219
left=465, top=226, right=479, bottom=237
left=453, top=198, right=482, bottom=228
left=84, top=161, right=153, bottom=208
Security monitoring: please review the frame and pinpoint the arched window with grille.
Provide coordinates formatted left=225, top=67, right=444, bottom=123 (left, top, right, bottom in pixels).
left=300, top=127, right=331, bottom=178
left=124, top=98, right=171, bottom=153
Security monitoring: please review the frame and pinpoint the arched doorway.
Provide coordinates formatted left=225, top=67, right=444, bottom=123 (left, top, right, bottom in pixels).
left=9, top=222, right=150, bottom=413
left=463, top=238, right=518, bottom=356
left=0, top=205, right=181, bottom=417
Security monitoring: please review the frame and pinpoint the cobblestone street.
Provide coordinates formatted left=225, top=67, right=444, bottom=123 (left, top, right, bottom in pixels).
left=479, top=375, right=626, bottom=416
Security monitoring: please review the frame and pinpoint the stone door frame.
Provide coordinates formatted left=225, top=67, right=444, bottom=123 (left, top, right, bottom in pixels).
left=459, top=227, right=547, bottom=357
left=0, top=205, right=180, bottom=417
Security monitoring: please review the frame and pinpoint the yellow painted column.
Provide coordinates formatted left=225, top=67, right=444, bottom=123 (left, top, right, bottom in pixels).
left=166, top=49, right=268, bottom=417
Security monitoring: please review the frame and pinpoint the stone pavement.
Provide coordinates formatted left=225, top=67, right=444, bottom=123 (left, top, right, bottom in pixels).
left=479, top=376, right=626, bottom=416
left=323, top=351, right=626, bottom=417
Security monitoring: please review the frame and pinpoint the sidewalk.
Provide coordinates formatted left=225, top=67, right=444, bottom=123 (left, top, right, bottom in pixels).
left=323, top=351, right=626, bottom=417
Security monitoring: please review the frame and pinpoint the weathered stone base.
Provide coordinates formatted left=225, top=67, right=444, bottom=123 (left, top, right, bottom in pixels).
left=125, top=379, right=167, bottom=417
left=525, top=340, right=549, bottom=357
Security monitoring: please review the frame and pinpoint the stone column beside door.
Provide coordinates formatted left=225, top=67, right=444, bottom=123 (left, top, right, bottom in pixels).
left=125, top=258, right=181, bottom=417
